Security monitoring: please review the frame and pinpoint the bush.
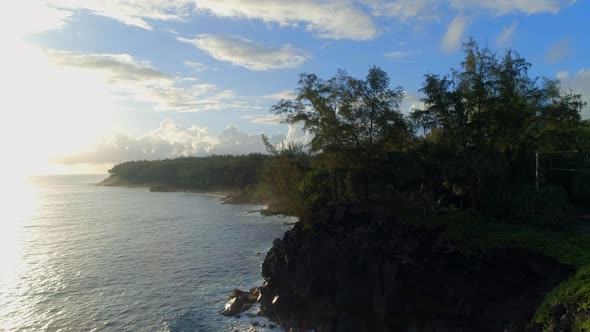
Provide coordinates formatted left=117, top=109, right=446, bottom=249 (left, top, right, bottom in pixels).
left=481, top=183, right=574, bottom=225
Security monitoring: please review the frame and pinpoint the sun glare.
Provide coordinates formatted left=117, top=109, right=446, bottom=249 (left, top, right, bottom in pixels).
left=1, top=10, right=120, bottom=176
left=0, top=2, right=130, bottom=177
left=0, top=176, right=38, bottom=281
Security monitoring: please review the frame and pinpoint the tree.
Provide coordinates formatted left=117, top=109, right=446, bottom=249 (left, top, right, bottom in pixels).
left=411, top=38, right=586, bottom=209
left=271, top=67, right=407, bottom=200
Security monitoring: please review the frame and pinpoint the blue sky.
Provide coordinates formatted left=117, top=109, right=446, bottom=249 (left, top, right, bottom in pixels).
left=2, top=1, right=589, bottom=174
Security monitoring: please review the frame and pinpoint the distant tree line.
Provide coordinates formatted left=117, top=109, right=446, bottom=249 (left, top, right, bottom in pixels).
left=108, top=154, right=270, bottom=192
left=108, top=39, right=590, bottom=224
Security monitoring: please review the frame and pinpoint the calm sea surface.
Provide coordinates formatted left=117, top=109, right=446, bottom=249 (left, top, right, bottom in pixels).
left=0, top=175, right=291, bottom=331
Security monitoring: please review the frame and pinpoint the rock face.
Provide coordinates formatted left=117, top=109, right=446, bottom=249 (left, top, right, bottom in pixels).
left=258, top=203, right=574, bottom=332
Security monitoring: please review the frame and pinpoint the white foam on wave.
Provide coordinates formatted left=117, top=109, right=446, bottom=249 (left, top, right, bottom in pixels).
left=230, top=303, right=284, bottom=332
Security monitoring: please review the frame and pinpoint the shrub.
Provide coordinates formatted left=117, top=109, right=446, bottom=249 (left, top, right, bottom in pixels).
left=481, top=183, right=574, bottom=225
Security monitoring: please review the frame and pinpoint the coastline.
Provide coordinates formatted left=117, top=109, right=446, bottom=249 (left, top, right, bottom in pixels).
left=97, top=176, right=294, bottom=218
left=97, top=175, right=238, bottom=197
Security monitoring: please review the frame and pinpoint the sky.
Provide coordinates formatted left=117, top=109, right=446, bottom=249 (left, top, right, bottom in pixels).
left=0, top=0, right=589, bottom=175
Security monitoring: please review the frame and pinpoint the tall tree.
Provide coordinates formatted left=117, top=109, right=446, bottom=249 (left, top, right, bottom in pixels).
left=271, top=67, right=406, bottom=199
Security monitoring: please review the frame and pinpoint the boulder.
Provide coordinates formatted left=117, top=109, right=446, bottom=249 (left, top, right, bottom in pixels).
left=220, top=288, right=260, bottom=316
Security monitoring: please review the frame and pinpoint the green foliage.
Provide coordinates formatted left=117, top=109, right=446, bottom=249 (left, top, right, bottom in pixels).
left=480, top=183, right=574, bottom=225
left=271, top=66, right=411, bottom=200
left=298, top=167, right=333, bottom=211
left=409, top=38, right=587, bottom=212
left=107, top=154, right=270, bottom=191
left=396, top=206, right=590, bottom=331
left=257, top=153, right=310, bottom=216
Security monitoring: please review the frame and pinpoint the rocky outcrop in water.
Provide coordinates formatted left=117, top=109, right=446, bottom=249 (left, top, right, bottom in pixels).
left=256, top=203, right=575, bottom=332
left=220, top=288, right=260, bottom=317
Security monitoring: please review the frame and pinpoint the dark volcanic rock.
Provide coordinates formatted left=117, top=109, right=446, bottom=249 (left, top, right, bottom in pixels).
left=220, top=288, right=260, bottom=316
left=258, top=203, right=575, bottom=332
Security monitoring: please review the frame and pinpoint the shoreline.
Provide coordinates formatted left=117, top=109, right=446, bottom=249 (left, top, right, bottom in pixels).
left=97, top=180, right=294, bottom=218
left=97, top=177, right=238, bottom=197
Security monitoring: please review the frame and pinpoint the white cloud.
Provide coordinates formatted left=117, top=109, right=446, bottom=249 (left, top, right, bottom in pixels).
left=178, top=35, right=309, bottom=71
left=362, top=0, right=440, bottom=20
left=363, top=0, right=573, bottom=21
left=384, top=50, right=423, bottom=63
left=57, top=119, right=293, bottom=164
left=262, top=90, right=299, bottom=100
left=560, top=69, right=590, bottom=118
left=242, top=114, right=285, bottom=126
left=184, top=61, right=208, bottom=72
left=0, top=2, right=73, bottom=39
left=46, top=50, right=258, bottom=112
left=496, top=22, right=518, bottom=47
left=545, top=38, right=572, bottom=63
left=401, top=92, right=425, bottom=114
left=285, top=123, right=314, bottom=146
left=194, top=0, right=378, bottom=40
left=47, top=51, right=172, bottom=83
left=442, top=16, right=468, bottom=53
left=449, top=0, right=575, bottom=15
left=556, top=71, right=570, bottom=81
left=49, top=0, right=194, bottom=30
left=12, top=1, right=575, bottom=43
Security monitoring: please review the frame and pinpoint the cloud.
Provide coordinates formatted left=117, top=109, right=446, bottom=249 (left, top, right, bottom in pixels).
left=560, top=69, right=590, bottom=118
left=47, top=51, right=172, bottom=83
left=14, top=0, right=575, bottom=43
left=363, top=0, right=573, bottom=21
left=262, top=90, right=299, bottom=100
left=49, top=0, right=194, bottom=30
left=57, top=119, right=292, bottom=164
left=442, top=16, right=468, bottom=53
left=18, top=1, right=574, bottom=43
left=1, top=2, right=74, bottom=39
left=383, top=50, right=423, bottom=63
left=242, top=114, right=285, bottom=126
left=556, top=71, right=570, bottom=81
left=496, top=22, right=518, bottom=47
left=184, top=61, right=208, bottom=72
left=449, top=0, right=575, bottom=15
left=46, top=50, right=258, bottom=112
left=401, top=92, right=425, bottom=114
left=284, top=123, right=314, bottom=147
left=545, top=38, right=572, bottom=63
left=362, top=0, right=440, bottom=20
left=178, top=35, right=309, bottom=71
left=194, top=0, right=378, bottom=40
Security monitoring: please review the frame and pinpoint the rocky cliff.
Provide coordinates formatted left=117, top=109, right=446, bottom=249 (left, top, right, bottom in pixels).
left=257, top=203, right=575, bottom=332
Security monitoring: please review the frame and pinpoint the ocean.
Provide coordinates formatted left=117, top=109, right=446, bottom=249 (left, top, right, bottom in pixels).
left=0, top=175, right=291, bottom=331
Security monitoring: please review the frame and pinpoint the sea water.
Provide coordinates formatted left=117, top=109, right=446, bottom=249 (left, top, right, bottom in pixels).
left=0, top=175, right=291, bottom=331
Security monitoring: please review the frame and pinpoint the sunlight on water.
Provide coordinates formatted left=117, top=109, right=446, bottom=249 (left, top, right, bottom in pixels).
left=0, top=176, right=39, bottom=272
left=0, top=175, right=288, bottom=331
left=0, top=176, right=40, bottom=330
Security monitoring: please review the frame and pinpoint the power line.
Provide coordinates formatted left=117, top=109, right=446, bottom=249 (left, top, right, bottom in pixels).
left=535, top=151, right=590, bottom=191
left=538, top=150, right=589, bottom=154
left=541, top=167, right=590, bottom=173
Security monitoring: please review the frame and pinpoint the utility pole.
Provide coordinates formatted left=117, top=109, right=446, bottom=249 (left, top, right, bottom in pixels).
left=535, top=151, right=539, bottom=192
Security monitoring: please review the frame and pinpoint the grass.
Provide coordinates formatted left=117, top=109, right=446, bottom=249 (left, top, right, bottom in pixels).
left=398, top=205, right=590, bottom=331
